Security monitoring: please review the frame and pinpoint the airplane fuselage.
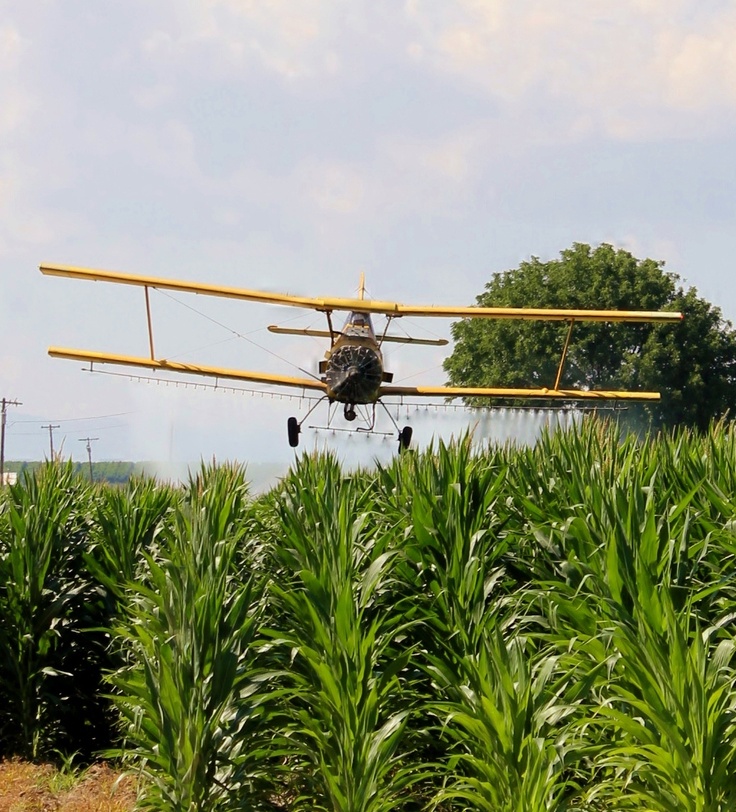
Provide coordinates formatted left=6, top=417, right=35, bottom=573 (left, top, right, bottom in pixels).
left=321, top=311, right=389, bottom=405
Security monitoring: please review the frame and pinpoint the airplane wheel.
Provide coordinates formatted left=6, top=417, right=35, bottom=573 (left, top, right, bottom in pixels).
left=398, top=425, right=413, bottom=452
left=287, top=417, right=301, bottom=448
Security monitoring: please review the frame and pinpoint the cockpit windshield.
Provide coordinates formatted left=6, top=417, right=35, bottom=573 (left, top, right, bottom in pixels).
left=342, top=311, right=375, bottom=338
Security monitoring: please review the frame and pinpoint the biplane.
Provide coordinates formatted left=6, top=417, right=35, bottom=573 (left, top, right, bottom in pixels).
left=40, top=264, right=683, bottom=451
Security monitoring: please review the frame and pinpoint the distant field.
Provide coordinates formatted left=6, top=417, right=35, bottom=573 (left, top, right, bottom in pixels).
left=3, top=459, right=287, bottom=489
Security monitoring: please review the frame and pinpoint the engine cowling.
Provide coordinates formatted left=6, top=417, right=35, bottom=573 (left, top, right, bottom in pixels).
left=325, top=343, right=383, bottom=403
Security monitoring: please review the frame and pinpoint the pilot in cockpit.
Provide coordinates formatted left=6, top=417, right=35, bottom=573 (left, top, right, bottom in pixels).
left=343, top=312, right=373, bottom=336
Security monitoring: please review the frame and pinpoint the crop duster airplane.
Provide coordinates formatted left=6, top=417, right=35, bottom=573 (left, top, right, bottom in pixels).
left=40, top=264, right=683, bottom=451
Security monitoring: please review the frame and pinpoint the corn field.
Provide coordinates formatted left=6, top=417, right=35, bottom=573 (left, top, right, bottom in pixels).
left=1, top=418, right=735, bottom=811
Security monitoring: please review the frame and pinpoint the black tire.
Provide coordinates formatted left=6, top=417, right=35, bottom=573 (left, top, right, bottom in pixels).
left=398, top=425, right=413, bottom=452
left=287, top=417, right=301, bottom=448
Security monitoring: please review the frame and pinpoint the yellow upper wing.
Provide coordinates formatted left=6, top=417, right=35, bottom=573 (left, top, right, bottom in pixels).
left=40, top=264, right=684, bottom=323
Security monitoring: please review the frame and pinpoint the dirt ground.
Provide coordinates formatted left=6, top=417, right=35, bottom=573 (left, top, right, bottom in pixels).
left=0, top=760, right=136, bottom=812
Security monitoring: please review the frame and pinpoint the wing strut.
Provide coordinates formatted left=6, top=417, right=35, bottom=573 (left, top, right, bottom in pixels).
left=554, top=319, right=575, bottom=390
left=378, top=315, right=394, bottom=348
left=144, top=287, right=156, bottom=360
left=325, top=311, right=336, bottom=345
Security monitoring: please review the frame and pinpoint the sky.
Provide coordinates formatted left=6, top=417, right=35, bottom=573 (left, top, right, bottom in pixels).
left=2, top=0, right=736, bottom=468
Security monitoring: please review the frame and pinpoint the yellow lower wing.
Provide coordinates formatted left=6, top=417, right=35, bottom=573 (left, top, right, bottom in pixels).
left=379, top=384, right=660, bottom=401
left=50, top=348, right=660, bottom=402
left=48, top=348, right=328, bottom=392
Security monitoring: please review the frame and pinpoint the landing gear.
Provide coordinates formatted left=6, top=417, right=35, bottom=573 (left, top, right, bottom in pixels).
left=375, top=399, right=413, bottom=453
left=287, top=398, right=413, bottom=454
left=286, top=397, right=330, bottom=448
left=287, top=416, right=301, bottom=448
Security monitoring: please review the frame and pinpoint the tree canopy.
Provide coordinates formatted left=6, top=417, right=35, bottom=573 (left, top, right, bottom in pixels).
left=443, top=243, right=736, bottom=429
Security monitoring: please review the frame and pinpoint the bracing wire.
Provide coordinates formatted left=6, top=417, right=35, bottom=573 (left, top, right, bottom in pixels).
left=156, top=289, right=322, bottom=380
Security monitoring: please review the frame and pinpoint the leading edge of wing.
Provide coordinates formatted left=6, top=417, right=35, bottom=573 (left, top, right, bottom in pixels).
left=379, top=384, right=661, bottom=401
left=40, top=264, right=683, bottom=323
left=48, top=347, right=328, bottom=392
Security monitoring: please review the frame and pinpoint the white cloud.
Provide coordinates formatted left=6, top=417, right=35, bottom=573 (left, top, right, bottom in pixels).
left=297, top=160, right=365, bottom=214
left=132, top=82, right=176, bottom=110
left=597, top=233, right=681, bottom=267
left=280, top=125, right=491, bottom=236
left=140, top=0, right=344, bottom=82
left=404, top=0, right=736, bottom=139
left=128, top=1, right=736, bottom=140
left=0, top=19, right=74, bottom=255
left=663, top=28, right=736, bottom=111
left=0, top=24, right=26, bottom=70
left=0, top=25, right=33, bottom=136
left=377, top=127, right=485, bottom=202
left=0, top=90, right=32, bottom=136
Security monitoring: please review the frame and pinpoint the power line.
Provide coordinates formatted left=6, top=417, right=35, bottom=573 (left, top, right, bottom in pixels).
left=1, top=397, right=22, bottom=483
left=10, top=411, right=132, bottom=425
left=7, top=426, right=126, bottom=437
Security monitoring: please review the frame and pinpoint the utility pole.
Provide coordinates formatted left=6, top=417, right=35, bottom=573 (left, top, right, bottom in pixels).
left=42, top=424, right=60, bottom=460
left=1, top=397, right=22, bottom=484
left=79, top=436, right=99, bottom=481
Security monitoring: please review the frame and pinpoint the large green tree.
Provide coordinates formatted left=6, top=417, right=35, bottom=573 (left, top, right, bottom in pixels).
left=444, top=243, right=736, bottom=429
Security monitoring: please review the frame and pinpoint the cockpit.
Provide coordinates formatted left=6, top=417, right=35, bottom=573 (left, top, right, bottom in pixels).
left=341, top=311, right=375, bottom=339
